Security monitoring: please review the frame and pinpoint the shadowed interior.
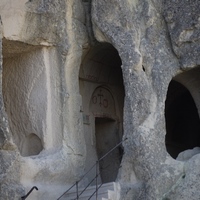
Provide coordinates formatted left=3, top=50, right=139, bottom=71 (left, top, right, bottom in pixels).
left=165, top=80, right=200, bottom=158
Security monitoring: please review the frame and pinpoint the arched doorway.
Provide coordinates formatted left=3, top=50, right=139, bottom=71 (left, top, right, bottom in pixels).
left=79, top=43, right=124, bottom=183
left=165, top=79, right=200, bottom=159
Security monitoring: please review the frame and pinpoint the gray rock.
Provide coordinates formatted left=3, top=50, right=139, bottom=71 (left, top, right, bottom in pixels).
left=177, top=147, right=200, bottom=161
left=0, top=0, right=200, bottom=199
left=92, top=0, right=184, bottom=199
left=0, top=150, right=24, bottom=200
left=164, top=0, right=200, bottom=69
left=164, top=154, right=200, bottom=200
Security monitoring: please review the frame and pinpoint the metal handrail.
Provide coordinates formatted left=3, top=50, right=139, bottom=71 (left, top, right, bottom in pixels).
left=88, top=183, right=103, bottom=200
left=21, top=186, right=38, bottom=200
left=75, top=171, right=100, bottom=197
left=57, top=138, right=126, bottom=200
left=57, top=163, right=97, bottom=200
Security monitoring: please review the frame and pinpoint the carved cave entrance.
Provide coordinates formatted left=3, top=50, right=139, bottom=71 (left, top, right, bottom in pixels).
left=79, top=43, right=124, bottom=183
left=165, top=69, right=200, bottom=159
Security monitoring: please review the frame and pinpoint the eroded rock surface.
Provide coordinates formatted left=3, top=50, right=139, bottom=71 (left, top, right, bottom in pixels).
left=164, top=0, right=200, bottom=69
left=0, top=0, right=200, bottom=199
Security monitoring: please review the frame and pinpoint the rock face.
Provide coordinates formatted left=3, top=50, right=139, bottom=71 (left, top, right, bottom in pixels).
left=0, top=0, right=200, bottom=199
left=164, top=0, right=200, bottom=70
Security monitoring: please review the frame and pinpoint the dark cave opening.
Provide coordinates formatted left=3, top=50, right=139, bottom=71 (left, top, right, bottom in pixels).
left=165, top=80, right=200, bottom=159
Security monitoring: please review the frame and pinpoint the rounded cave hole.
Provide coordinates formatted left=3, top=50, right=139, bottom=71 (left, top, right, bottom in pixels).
left=21, top=133, right=43, bottom=157
left=165, top=80, right=200, bottom=159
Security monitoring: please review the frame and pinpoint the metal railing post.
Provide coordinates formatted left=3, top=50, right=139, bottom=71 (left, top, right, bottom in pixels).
left=21, top=186, right=38, bottom=200
left=96, top=161, right=98, bottom=200
left=76, top=181, right=79, bottom=199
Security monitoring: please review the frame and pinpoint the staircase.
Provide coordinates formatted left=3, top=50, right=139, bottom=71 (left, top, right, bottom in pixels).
left=56, top=141, right=126, bottom=200
left=59, top=182, right=118, bottom=200
left=21, top=141, right=125, bottom=200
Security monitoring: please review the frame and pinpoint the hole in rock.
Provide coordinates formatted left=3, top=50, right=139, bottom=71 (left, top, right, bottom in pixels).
left=165, top=80, right=200, bottom=159
left=21, top=133, right=43, bottom=157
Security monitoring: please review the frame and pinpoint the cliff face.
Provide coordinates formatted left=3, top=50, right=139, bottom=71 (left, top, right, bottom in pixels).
left=92, top=1, right=182, bottom=199
left=0, top=0, right=200, bottom=199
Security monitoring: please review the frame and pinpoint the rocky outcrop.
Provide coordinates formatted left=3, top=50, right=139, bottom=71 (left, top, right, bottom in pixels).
left=164, top=0, right=200, bottom=70
left=0, top=0, right=200, bottom=199
left=92, top=0, right=200, bottom=199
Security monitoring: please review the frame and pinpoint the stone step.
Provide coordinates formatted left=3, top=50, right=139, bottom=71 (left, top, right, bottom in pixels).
left=60, top=182, right=115, bottom=200
left=63, top=190, right=109, bottom=200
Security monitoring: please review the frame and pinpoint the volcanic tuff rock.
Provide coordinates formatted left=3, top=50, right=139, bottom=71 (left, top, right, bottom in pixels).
left=0, top=0, right=200, bottom=199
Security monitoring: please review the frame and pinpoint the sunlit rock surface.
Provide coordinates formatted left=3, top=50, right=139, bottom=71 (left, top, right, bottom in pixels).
left=0, top=0, right=200, bottom=199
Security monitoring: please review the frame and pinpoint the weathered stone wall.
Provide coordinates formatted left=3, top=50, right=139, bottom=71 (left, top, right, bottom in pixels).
left=92, top=0, right=200, bottom=199
left=0, top=0, right=87, bottom=199
left=0, top=0, right=200, bottom=199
